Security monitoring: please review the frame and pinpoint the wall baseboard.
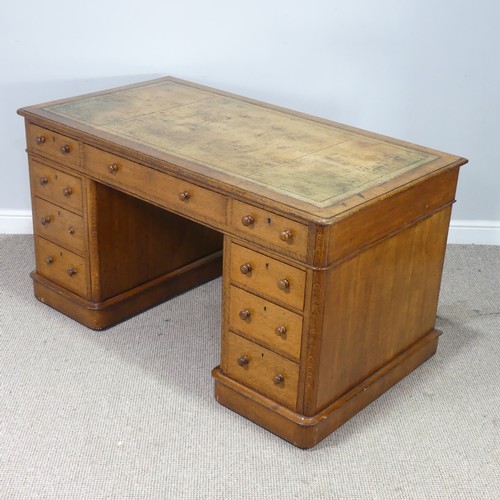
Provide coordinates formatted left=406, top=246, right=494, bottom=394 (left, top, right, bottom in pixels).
left=0, top=210, right=33, bottom=234
left=1, top=212, right=499, bottom=245
left=446, top=220, right=500, bottom=245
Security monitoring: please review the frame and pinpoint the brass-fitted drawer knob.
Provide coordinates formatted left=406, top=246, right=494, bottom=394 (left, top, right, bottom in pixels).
left=67, top=268, right=77, bottom=277
left=68, top=227, right=75, bottom=235
left=279, top=229, right=293, bottom=241
left=275, top=325, right=287, bottom=336
left=237, top=355, right=249, bottom=367
left=273, top=374, right=284, bottom=385
left=39, top=177, right=48, bottom=186
left=63, top=187, right=72, bottom=197
left=239, top=263, right=252, bottom=274
left=60, top=145, right=70, bottom=154
left=108, top=163, right=119, bottom=173
left=46, top=256, right=54, bottom=264
left=239, top=309, right=251, bottom=320
left=278, top=279, right=289, bottom=290
left=241, top=215, right=254, bottom=226
left=36, top=136, right=46, bottom=145
left=40, top=216, right=51, bottom=225
left=179, top=191, right=190, bottom=201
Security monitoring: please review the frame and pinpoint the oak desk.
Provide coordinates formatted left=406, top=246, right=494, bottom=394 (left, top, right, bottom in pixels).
left=18, top=77, right=467, bottom=448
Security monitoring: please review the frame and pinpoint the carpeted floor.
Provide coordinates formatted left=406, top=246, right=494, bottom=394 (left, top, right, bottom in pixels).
left=0, top=235, right=499, bottom=499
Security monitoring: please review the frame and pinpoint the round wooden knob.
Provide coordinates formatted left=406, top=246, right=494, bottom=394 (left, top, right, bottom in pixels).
left=39, top=177, right=48, bottom=186
left=68, top=227, right=75, bottom=235
left=237, top=355, right=249, bottom=367
left=279, top=229, right=293, bottom=241
left=278, top=279, right=289, bottom=290
left=239, top=263, right=252, bottom=274
left=60, top=145, right=70, bottom=154
left=179, top=191, right=190, bottom=201
left=46, top=256, right=54, bottom=264
left=108, top=163, right=119, bottom=173
left=241, top=215, right=254, bottom=227
left=239, top=309, right=251, bottom=320
left=36, top=136, right=46, bottom=145
left=40, top=216, right=51, bottom=225
left=63, top=187, right=72, bottom=197
left=275, top=325, right=287, bottom=336
left=273, top=374, right=284, bottom=385
left=67, top=268, right=77, bottom=277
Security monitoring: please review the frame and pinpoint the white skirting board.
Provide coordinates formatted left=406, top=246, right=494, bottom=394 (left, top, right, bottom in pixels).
left=446, top=220, right=500, bottom=245
left=0, top=210, right=33, bottom=235
left=1, top=211, right=499, bottom=245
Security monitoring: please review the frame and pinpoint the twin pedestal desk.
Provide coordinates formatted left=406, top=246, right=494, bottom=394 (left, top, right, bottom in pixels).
left=18, top=77, right=466, bottom=448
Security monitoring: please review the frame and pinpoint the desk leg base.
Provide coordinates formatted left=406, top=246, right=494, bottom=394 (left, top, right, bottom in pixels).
left=212, top=329, right=439, bottom=449
left=31, top=251, right=223, bottom=330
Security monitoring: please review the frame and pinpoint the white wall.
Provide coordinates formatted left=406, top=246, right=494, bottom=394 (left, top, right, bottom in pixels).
left=1, top=0, right=499, bottom=243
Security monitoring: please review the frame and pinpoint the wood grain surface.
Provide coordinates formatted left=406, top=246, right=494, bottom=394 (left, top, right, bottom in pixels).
left=311, top=207, right=452, bottom=412
left=32, top=197, right=86, bottom=255
left=228, top=285, right=303, bottom=361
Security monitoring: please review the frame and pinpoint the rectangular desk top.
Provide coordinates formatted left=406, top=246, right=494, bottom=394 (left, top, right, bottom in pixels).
left=18, top=77, right=466, bottom=221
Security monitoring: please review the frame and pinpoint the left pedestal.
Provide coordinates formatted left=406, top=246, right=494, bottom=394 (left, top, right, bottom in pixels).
left=28, top=146, right=223, bottom=330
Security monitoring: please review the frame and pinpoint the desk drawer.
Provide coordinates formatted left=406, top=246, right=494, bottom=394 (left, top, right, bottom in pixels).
left=35, top=237, right=88, bottom=297
left=30, top=161, right=83, bottom=214
left=84, top=145, right=227, bottom=226
left=231, top=200, right=308, bottom=259
left=33, top=197, right=85, bottom=255
left=230, top=243, right=306, bottom=311
left=223, top=331, right=299, bottom=409
left=26, top=123, right=79, bottom=168
left=229, top=286, right=303, bottom=360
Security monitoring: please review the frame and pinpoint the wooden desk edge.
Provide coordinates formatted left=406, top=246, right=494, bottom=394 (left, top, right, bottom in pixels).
left=17, top=80, right=469, bottom=225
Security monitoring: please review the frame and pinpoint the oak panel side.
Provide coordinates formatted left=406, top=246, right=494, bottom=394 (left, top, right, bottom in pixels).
left=314, top=206, right=452, bottom=412
left=220, top=235, right=234, bottom=374
left=299, top=265, right=328, bottom=416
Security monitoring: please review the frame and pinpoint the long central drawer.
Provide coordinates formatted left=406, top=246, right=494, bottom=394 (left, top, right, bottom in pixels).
left=83, top=145, right=227, bottom=226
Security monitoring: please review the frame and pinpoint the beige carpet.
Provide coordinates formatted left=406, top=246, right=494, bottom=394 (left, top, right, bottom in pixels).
left=1, top=235, right=499, bottom=499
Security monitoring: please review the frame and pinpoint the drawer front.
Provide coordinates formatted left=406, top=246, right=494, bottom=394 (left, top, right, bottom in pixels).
left=33, top=197, right=85, bottom=255
left=232, top=200, right=308, bottom=259
left=30, top=161, right=83, bottom=214
left=26, top=123, right=79, bottom=168
left=230, top=243, right=306, bottom=311
left=84, top=145, right=227, bottom=226
left=223, top=331, right=299, bottom=409
left=35, top=237, right=88, bottom=297
left=229, top=286, right=303, bottom=360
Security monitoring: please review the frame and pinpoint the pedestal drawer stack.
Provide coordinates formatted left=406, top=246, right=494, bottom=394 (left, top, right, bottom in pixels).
left=222, top=199, right=309, bottom=410
left=26, top=124, right=90, bottom=299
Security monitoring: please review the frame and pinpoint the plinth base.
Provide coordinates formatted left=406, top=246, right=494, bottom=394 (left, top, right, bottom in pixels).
left=32, top=251, right=222, bottom=330
left=213, top=329, right=439, bottom=448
